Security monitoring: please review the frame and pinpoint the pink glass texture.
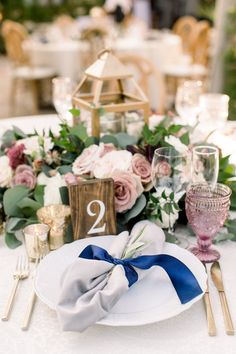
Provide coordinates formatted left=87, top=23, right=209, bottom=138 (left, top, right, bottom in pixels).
left=186, top=183, right=231, bottom=262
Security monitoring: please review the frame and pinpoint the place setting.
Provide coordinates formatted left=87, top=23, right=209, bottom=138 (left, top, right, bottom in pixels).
left=0, top=2, right=236, bottom=353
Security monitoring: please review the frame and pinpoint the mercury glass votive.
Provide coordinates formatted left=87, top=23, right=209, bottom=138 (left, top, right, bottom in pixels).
left=23, top=223, right=50, bottom=261
left=37, top=205, right=71, bottom=250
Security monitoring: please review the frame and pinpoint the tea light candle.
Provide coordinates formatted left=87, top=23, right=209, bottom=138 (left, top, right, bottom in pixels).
left=23, top=224, right=49, bottom=261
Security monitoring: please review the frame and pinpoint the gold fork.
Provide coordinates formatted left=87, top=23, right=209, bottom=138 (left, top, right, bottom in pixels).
left=2, top=255, right=29, bottom=321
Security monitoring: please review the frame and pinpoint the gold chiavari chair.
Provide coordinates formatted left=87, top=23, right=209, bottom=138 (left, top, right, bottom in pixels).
left=2, top=20, right=55, bottom=114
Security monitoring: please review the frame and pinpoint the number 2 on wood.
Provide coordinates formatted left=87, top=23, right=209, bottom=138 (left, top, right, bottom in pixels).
left=87, top=200, right=106, bottom=234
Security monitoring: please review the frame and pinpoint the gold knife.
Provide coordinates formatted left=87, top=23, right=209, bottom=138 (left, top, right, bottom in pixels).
left=210, top=261, right=234, bottom=335
left=203, top=264, right=217, bottom=336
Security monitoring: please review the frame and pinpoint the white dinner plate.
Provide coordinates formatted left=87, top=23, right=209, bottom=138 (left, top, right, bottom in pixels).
left=34, top=236, right=207, bottom=326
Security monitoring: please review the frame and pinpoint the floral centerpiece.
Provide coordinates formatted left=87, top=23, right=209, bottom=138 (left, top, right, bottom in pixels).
left=0, top=113, right=236, bottom=248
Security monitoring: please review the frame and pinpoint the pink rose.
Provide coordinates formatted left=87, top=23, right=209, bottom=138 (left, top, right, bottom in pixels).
left=64, top=172, right=78, bottom=185
left=131, top=153, right=151, bottom=184
left=155, top=161, right=171, bottom=178
left=7, top=143, right=25, bottom=169
left=72, top=144, right=104, bottom=175
left=11, top=164, right=36, bottom=189
left=111, top=170, right=143, bottom=213
left=15, top=164, right=33, bottom=174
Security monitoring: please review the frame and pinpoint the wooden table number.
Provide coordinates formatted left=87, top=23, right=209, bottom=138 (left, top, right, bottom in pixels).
left=68, top=178, right=117, bottom=239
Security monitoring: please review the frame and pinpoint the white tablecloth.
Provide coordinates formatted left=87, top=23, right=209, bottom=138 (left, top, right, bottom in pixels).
left=0, top=115, right=236, bottom=353
left=24, top=34, right=182, bottom=80
left=23, top=40, right=88, bottom=80
left=0, top=235, right=236, bottom=354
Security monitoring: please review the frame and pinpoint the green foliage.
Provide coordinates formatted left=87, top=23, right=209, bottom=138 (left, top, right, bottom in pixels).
left=5, top=232, right=22, bottom=249
left=114, top=133, right=138, bottom=149
left=223, top=7, right=236, bottom=120
left=59, top=186, right=69, bottom=205
left=3, top=186, right=30, bottom=217
left=0, top=0, right=105, bottom=24
left=141, top=118, right=189, bottom=148
left=123, top=195, right=146, bottom=223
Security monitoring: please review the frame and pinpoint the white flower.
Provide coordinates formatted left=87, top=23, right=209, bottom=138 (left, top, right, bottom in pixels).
left=0, top=156, right=13, bottom=187
left=148, top=114, right=164, bottom=131
left=42, top=136, right=54, bottom=153
left=164, top=135, right=189, bottom=154
left=17, top=136, right=54, bottom=159
left=93, top=151, right=132, bottom=178
left=152, top=187, right=185, bottom=229
left=37, top=172, right=66, bottom=206
left=72, top=144, right=104, bottom=175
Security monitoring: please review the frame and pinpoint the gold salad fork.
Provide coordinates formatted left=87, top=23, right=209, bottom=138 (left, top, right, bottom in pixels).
left=2, top=255, right=29, bottom=321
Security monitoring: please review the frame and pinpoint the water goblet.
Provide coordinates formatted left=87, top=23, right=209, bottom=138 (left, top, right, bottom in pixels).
left=199, top=93, right=229, bottom=130
left=52, top=77, right=74, bottom=124
left=151, top=147, right=190, bottom=247
left=175, top=80, right=203, bottom=126
left=191, top=145, right=219, bottom=188
left=185, top=183, right=231, bottom=262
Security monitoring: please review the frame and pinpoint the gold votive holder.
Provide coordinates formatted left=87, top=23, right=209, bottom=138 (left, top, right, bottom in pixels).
left=23, top=223, right=50, bottom=262
left=37, top=205, right=71, bottom=250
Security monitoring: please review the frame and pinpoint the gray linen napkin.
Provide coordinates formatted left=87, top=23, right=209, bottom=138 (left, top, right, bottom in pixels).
left=56, top=220, right=165, bottom=332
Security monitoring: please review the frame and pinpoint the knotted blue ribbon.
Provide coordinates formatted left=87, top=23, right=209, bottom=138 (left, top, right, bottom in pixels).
left=79, top=245, right=203, bottom=304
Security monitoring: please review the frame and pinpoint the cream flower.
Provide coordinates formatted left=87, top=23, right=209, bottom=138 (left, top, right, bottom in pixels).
left=37, top=172, right=66, bottom=206
left=0, top=156, right=13, bottom=188
left=93, top=150, right=132, bottom=179
left=17, top=136, right=53, bottom=158
left=164, top=135, right=189, bottom=154
left=72, top=144, right=104, bottom=175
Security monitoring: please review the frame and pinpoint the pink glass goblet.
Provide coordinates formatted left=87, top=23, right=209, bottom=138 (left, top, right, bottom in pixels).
left=185, top=183, right=231, bottom=263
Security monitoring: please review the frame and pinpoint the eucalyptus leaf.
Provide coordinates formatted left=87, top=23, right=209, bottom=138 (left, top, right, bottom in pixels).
left=60, top=186, right=69, bottom=205
left=34, top=185, right=45, bottom=205
left=41, top=163, right=52, bottom=177
left=57, top=165, right=73, bottom=175
left=64, top=221, right=74, bottom=243
left=213, top=231, right=236, bottom=244
left=17, top=197, right=42, bottom=211
left=85, top=136, right=99, bottom=147
left=5, top=232, right=22, bottom=249
left=3, top=186, right=29, bottom=217
left=100, top=135, right=118, bottom=146
left=115, top=133, right=138, bottom=149
left=12, top=125, right=27, bottom=138
left=1, top=130, right=16, bottom=147
left=124, top=195, right=146, bottom=222
left=6, top=217, right=26, bottom=233
left=69, top=124, right=88, bottom=142
left=164, top=231, right=177, bottom=244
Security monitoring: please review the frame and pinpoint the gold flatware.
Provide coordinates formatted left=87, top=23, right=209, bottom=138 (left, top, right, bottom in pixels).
left=211, top=261, right=234, bottom=335
left=2, top=255, right=29, bottom=321
left=21, top=290, right=37, bottom=331
left=21, top=253, right=44, bottom=330
left=203, top=264, right=217, bottom=336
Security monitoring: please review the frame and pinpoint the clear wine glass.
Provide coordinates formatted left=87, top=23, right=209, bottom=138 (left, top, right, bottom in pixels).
left=52, top=77, right=75, bottom=124
left=151, top=147, right=190, bottom=247
left=175, top=80, right=203, bottom=126
left=199, top=93, right=229, bottom=130
left=186, top=183, right=231, bottom=262
left=191, top=145, right=219, bottom=188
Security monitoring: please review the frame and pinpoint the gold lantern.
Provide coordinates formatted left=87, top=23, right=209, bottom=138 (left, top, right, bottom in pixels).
left=72, top=49, right=150, bottom=137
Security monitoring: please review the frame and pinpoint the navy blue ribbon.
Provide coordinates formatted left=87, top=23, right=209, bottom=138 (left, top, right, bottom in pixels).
left=79, top=245, right=202, bottom=304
